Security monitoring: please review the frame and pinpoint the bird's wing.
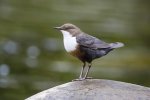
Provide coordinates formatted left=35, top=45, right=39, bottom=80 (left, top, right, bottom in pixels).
left=76, top=33, right=110, bottom=49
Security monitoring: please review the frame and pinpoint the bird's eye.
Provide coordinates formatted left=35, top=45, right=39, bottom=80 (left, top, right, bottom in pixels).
left=64, top=27, right=72, bottom=30
left=68, top=26, right=75, bottom=29
left=62, top=25, right=75, bottom=30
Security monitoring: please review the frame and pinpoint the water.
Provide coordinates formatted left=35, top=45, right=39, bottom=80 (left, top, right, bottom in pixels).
left=0, top=0, right=150, bottom=100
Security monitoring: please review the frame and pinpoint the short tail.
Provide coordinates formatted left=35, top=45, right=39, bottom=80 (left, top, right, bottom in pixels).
left=109, top=42, right=124, bottom=48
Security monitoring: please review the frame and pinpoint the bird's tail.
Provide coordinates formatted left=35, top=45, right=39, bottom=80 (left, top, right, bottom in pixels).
left=109, top=42, right=124, bottom=48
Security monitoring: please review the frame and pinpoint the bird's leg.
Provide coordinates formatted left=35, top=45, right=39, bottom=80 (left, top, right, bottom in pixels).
left=79, top=62, right=86, bottom=79
left=83, top=63, right=92, bottom=79
left=72, top=62, right=86, bottom=81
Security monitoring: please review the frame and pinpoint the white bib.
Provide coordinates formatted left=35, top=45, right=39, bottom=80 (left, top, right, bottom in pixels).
left=61, top=30, right=78, bottom=52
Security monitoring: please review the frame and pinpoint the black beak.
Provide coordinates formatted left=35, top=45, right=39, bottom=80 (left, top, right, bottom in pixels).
left=53, top=27, right=62, bottom=30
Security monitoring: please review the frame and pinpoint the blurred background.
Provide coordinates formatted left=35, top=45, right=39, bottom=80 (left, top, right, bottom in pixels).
left=0, top=0, right=150, bottom=100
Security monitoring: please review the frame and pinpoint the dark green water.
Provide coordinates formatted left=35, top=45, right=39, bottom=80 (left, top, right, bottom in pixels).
left=0, top=0, right=150, bottom=100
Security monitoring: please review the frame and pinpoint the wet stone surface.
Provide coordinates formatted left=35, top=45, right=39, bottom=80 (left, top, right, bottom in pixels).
left=26, top=79, right=150, bottom=100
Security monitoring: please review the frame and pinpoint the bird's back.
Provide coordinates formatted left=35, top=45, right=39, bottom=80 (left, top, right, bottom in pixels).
left=77, top=33, right=124, bottom=50
left=75, top=33, right=124, bottom=62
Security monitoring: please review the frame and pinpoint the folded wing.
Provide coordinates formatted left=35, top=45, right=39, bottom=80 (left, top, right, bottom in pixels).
left=76, top=33, right=110, bottom=49
left=76, top=33, right=124, bottom=49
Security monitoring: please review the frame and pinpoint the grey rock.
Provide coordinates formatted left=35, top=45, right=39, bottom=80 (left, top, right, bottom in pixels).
left=25, top=79, right=150, bottom=100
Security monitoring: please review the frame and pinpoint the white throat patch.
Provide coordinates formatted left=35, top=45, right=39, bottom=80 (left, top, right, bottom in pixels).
left=61, top=30, right=78, bottom=52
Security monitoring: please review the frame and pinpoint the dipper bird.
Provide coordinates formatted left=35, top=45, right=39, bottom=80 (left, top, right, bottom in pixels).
left=54, top=23, right=124, bottom=81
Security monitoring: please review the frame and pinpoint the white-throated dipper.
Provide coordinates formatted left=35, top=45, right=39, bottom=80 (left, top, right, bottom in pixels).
left=54, top=23, right=124, bottom=81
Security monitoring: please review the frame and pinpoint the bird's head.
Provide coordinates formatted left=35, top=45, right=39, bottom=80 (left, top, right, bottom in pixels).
left=54, top=23, right=82, bottom=37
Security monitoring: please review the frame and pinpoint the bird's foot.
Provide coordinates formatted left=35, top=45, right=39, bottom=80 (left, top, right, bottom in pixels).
left=85, top=77, right=93, bottom=79
left=72, top=77, right=93, bottom=81
left=72, top=78, right=85, bottom=81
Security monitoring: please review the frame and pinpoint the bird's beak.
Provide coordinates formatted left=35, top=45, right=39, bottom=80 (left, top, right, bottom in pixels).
left=53, top=27, right=62, bottom=30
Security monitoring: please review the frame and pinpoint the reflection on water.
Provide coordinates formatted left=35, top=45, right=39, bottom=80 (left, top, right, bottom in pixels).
left=0, top=64, right=10, bottom=76
left=3, top=40, right=19, bottom=55
left=0, top=0, right=150, bottom=100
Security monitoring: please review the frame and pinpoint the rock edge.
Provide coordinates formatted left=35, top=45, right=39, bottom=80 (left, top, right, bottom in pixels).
left=25, top=79, right=150, bottom=100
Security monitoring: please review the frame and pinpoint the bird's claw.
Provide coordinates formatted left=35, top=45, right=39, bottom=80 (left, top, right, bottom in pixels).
left=72, top=77, right=93, bottom=81
left=72, top=78, right=85, bottom=81
left=85, top=77, right=93, bottom=79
